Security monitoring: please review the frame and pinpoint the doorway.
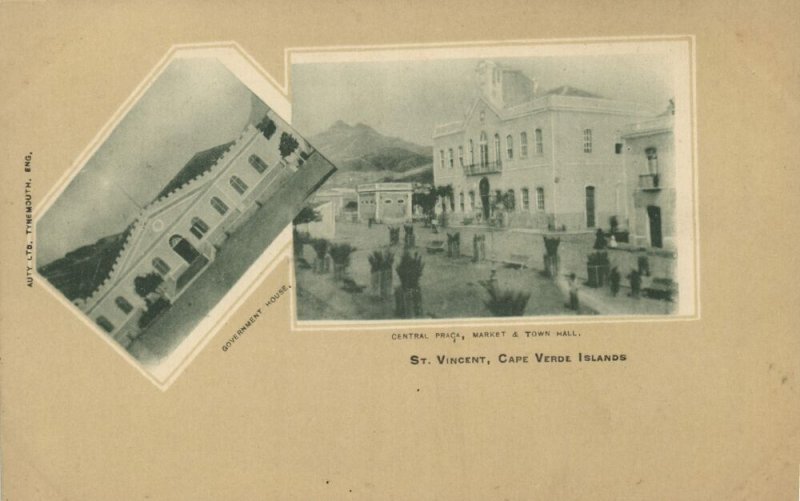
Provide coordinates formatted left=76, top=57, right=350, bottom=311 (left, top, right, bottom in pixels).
left=479, top=177, right=491, bottom=220
left=170, top=234, right=200, bottom=263
left=647, top=205, right=663, bottom=248
left=585, top=186, right=596, bottom=228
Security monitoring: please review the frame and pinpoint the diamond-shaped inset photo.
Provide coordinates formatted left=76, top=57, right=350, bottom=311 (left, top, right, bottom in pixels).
left=36, top=46, right=335, bottom=388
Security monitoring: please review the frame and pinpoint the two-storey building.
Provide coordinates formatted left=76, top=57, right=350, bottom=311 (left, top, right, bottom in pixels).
left=432, top=60, right=657, bottom=232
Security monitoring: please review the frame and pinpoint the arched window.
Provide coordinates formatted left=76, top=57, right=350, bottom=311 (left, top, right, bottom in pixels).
left=468, top=191, right=475, bottom=211
left=153, top=257, right=170, bottom=275
left=506, top=135, right=514, bottom=159
left=439, top=149, right=445, bottom=169
left=448, top=148, right=454, bottom=168
left=522, top=188, right=530, bottom=210
left=468, top=140, right=474, bottom=166
left=494, top=133, right=501, bottom=164
left=520, top=132, right=528, bottom=158
left=210, top=196, right=229, bottom=216
left=115, top=296, right=133, bottom=314
left=96, top=316, right=115, bottom=333
left=249, top=154, right=269, bottom=174
left=230, top=175, right=248, bottom=195
left=190, top=217, right=210, bottom=239
left=458, top=146, right=464, bottom=167
left=479, top=132, right=488, bottom=166
left=459, top=192, right=465, bottom=212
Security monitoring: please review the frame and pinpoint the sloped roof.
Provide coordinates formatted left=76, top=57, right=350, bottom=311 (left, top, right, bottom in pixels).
left=545, top=85, right=603, bottom=98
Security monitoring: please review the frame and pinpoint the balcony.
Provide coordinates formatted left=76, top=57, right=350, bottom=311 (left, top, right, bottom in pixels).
left=638, top=173, right=660, bottom=191
left=463, top=161, right=502, bottom=176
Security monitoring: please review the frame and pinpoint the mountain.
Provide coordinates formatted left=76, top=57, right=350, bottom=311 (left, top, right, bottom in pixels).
left=38, top=227, right=132, bottom=301
left=40, top=137, right=239, bottom=301
left=310, top=121, right=433, bottom=184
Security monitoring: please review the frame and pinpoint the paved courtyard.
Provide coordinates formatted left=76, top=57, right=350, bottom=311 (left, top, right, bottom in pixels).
left=295, top=220, right=595, bottom=321
left=296, top=219, right=676, bottom=321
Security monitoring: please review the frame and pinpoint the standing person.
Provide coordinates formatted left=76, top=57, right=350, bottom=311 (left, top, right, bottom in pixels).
left=567, top=273, right=580, bottom=311
left=627, top=269, right=642, bottom=298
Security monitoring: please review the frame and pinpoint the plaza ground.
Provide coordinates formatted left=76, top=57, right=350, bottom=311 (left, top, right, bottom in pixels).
left=295, top=218, right=676, bottom=321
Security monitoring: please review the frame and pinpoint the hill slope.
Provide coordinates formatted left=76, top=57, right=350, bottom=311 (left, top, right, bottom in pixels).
left=310, top=121, right=433, bottom=186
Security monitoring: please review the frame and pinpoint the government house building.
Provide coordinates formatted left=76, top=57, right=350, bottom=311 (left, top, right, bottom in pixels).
left=432, top=60, right=665, bottom=235
left=79, top=111, right=314, bottom=348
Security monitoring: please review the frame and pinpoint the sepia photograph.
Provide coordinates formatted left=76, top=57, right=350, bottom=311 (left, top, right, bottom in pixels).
left=290, top=41, right=696, bottom=323
left=36, top=53, right=335, bottom=380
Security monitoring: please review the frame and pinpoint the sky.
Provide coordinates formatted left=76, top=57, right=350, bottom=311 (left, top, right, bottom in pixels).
left=292, top=53, right=675, bottom=147
left=38, top=58, right=259, bottom=265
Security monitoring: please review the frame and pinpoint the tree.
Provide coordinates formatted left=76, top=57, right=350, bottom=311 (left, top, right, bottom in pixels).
left=256, top=117, right=277, bottom=139
left=434, top=184, right=454, bottom=213
left=293, top=206, right=320, bottom=226
left=134, top=272, right=163, bottom=300
left=279, top=132, right=300, bottom=158
left=412, top=188, right=437, bottom=216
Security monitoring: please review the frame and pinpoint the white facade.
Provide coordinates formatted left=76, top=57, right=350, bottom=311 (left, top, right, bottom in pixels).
left=432, top=61, right=658, bottom=232
left=83, top=111, right=309, bottom=347
left=356, top=182, right=413, bottom=223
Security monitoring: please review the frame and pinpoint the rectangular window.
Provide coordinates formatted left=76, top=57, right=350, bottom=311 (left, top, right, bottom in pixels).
left=583, top=129, right=592, bottom=153
left=536, top=187, right=545, bottom=210
left=520, top=132, right=528, bottom=157
left=439, top=149, right=445, bottom=169
left=448, top=148, right=454, bottom=168
left=459, top=192, right=465, bottom=212
left=458, top=146, right=464, bottom=166
left=535, top=129, right=543, bottom=154
left=506, top=135, right=514, bottom=159
left=522, top=188, right=530, bottom=210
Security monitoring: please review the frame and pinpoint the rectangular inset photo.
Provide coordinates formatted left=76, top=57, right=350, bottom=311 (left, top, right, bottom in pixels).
left=36, top=46, right=336, bottom=387
left=289, top=38, right=697, bottom=324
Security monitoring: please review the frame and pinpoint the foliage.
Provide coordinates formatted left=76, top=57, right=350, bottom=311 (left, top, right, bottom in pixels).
left=329, top=243, right=355, bottom=266
left=256, top=117, right=277, bottom=139
left=482, top=284, right=531, bottom=317
left=279, top=132, right=300, bottom=158
left=368, top=249, right=395, bottom=272
left=344, top=200, right=358, bottom=210
left=138, top=297, right=171, bottom=328
left=412, top=188, right=437, bottom=216
left=434, top=184, right=454, bottom=213
left=543, top=236, right=561, bottom=257
left=587, top=251, right=610, bottom=266
left=395, top=251, right=424, bottom=290
left=134, top=272, right=164, bottom=299
left=311, top=239, right=330, bottom=259
left=293, top=206, right=321, bottom=226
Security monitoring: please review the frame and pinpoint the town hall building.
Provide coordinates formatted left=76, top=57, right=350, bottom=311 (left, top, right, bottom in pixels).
left=432, top=60, right=671, bottom=242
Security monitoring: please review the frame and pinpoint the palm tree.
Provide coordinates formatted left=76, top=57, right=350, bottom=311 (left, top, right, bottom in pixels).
left=435, top=184, right=454, bottom=213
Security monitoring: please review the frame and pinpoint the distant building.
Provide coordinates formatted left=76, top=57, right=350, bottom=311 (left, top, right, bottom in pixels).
left=356, top=182, right=413, bottom=223
left=622, top=112, right=675, bottom=249
left=82, top=111, right=313, bottom=348
left=432, top=60, right=661, bottom=232
left=312, top=187, right=357, bottom=219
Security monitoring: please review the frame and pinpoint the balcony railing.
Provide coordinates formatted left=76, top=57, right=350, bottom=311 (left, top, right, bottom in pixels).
left=463, top=161, right=502, bottom=176
left=639, top=173, right=660, bottom=191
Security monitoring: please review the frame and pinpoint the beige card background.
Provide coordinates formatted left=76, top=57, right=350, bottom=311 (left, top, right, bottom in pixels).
left=1, top=1, right=798, bottom=500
